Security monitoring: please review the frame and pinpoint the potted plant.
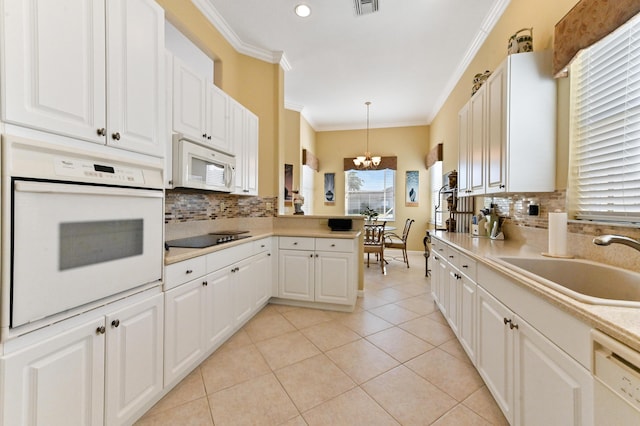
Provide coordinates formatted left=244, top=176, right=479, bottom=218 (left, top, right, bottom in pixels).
left=361, top=206, right=379, bottom=224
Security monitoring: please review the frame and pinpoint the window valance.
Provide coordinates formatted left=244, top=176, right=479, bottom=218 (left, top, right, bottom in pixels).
left=302, top=149, right=319, bottom=171
left=553, top=0, right=640, bottom=77
left=424, top=143, right=443, bottom=169
left=343, top=156, right=397, bottom=171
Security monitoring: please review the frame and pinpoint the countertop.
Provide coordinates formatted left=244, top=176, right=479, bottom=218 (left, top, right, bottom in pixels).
left=165, top=229, right=361, bottom=265
left=432, top=231, right=640, bottom=353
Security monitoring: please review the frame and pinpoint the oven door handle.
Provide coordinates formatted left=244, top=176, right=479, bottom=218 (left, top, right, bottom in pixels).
left=14, top=181, right=163, bottom=198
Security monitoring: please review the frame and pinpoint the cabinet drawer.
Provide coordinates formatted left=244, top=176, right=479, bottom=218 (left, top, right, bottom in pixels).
left=458, top=253, right=477, bottom=281
left=447, top=247, right=460, bottom=268
left=315, top=238, right=354, bottom=253
left=165, top=257, right=206, bottom=290
left=206, top=244, right=248, bottom=273
left=253, top=238, right=272, bottom=254
left=431, top=239, right=448, bottom=261
left=279, top=236, right=314, bottom=251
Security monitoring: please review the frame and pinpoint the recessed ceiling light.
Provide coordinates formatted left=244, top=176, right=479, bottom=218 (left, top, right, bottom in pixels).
left=294, top=4, right=311, bottom=18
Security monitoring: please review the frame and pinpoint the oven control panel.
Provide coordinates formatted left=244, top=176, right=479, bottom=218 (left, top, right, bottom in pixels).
left=54, top=158, right=145, bottom=184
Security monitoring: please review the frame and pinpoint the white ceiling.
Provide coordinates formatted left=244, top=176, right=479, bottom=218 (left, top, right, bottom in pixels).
left=193, top=0, right=510, bottom=131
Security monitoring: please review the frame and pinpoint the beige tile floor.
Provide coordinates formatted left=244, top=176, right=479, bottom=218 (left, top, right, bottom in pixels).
left=136, top=252, right=508, bottom=425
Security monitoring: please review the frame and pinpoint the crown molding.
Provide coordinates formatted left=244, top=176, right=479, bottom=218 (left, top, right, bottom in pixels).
left=285, top=102, right=305, bottom=112
left=427, top=0, right=511, bottom=122
left=191, top=0, right=291, bottom=70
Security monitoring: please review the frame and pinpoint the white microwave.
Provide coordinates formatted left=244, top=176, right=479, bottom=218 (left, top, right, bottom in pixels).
left=173, top=135, right=235, bottom=192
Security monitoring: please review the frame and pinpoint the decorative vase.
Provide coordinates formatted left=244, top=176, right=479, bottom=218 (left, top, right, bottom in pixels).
left=508, top=28, right=533, bottom=55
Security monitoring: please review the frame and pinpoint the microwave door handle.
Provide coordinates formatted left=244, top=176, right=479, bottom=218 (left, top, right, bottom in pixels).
left=225, top=164, right=232, bottom=187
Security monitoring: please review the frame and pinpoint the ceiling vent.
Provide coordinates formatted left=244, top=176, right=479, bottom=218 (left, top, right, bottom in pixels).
left=354, top=0, right=379, bottom=16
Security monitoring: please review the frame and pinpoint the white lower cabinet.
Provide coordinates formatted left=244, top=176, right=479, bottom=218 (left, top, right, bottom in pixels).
left=476, top=286, right=515, bottom=422
left=431, top=236, right=593, bottom=425
left=458, top=273, right=477, bottom=363
left=232, top=256, right=258, bottom=325
left=164, top=279, right=206, bottom=386
left=279, top=249, right=315, bottom=301
left=277, top=237, right=357, bottom=307
left=1, top=291, right=164, bottom=426
left=163, top=238, right=273, bottom=387
left=514, top=312, right=593, bottom=426
left=1, top=318, right=106, bottom=426
left=203, top=266, right=233, bottom=351
left=477, top=286, right=593, bottom=425
left=104, top=294, right=164, bottom=425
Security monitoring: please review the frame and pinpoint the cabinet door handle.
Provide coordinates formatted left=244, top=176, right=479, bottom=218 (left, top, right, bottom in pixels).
left=186, top=269, right=193, bottom=274
left=96, top=326, right=106, bottom=335
left=96, top=128, right=106, bottom=136
left=462, top=264, right=468, bottom=268
left=202, top=133, right=207, bottom=138
left=267, top=253, right=271, bottom=256
left=293, top=242, right=298, bottom=245
left=503, top=318, right=510, bottom=326
left=310, top=254, right=313, bottom=258
left=499, top=184, right=505, bottom=189
left=111, top=132, right=121, bottom=141
left=207, top=135, right=212, bottom=140
left=111, top=319, right=120, bottom=328
left=449, top=255, right=454, bottom=259
left=331, top=244, right=336, bottom=247
left=202, top=280, right=208, bottom=286
left=315, top=254, right=319, bottom=258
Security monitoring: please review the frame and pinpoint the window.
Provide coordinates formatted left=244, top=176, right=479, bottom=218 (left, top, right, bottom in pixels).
left=569, top=12, right=640, bottom=223
left=345, top=169, right=395, bottom=220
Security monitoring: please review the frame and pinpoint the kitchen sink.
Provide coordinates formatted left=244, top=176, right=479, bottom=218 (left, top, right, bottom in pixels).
left=491, top=256, right=640, bottom=308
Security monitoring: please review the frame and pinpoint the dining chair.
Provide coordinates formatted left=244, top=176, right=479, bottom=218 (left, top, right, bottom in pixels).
left=363, top=222, right=386, bottom=273
left=384, top=218, right=415, bottom=268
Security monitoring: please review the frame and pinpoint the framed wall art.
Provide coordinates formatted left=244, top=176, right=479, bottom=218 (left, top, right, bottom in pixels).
left=324, top=173, right=335, bottom=205
left=284, top=164, right=293, bottom=206
left=405, top=170, right=419, bottom=206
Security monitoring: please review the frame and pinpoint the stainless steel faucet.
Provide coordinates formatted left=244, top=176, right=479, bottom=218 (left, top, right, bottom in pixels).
left=593, top=235, right=640, bottom=252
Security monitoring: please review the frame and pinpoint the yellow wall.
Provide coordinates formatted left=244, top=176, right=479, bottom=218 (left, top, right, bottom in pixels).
left=157, top=0, right=280, bottom=197
left=300, top=115, right=317, bottom=163
left=429, top=0, right=579, bottom=197
left=314, top=126, right=430, bottom=251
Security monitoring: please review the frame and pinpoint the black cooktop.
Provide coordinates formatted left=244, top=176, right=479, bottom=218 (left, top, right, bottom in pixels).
left=166, top=231, right=251, bottom=249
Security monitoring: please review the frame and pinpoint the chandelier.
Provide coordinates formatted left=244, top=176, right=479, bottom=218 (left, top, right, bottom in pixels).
left=353, top=101, right=381, bottom=169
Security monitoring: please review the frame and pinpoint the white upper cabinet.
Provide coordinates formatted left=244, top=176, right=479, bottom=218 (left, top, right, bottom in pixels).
left=458, top=51, right=556, bottom=196
left=206, top=84, right=231, bottom=153
left=485, top=50, right=556, bottom=194
left=2, top=0, right=106, bottom=142
left=172, top=57, right=207, bottom=141
left=172, top=56, right=231, bottom=154
left=1, top=0, right=165, bottom=158
left=458, top=85, right=486, bottom=197
left=230, top=97, right=259, bottom=196
left=106, top=0, right=165, bottom=157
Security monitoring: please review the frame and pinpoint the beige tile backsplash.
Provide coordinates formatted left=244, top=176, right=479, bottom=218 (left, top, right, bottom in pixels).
left=480, top=190, right=640, bottom=271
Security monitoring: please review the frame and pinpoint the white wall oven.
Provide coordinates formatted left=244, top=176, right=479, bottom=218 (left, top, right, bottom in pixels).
left=1, top=135, right=164, bottom=337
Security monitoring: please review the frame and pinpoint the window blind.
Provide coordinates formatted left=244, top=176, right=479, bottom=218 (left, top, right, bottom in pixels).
left=569, top=12, right=640, bottom=222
